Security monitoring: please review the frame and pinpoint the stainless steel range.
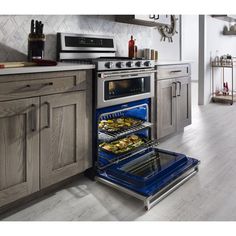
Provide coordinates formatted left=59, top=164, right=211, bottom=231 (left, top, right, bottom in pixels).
left=95, top=60, right=155, bottom=108
left=57, top=33, right=156, bottom=108
left=57, top=33, right=199, bottom=210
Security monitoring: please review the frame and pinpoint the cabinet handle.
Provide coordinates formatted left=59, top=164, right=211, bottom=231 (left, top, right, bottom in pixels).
left=170, top=70, right=182, bottom=73
left=44, top=82, right=54, bottom=86
left=172, top=82, right=177, bottom=97
left=25, top=82, right=53, bottom=89
left=44, top=102, right=51, bottom=128
left=154, top=15, right=159, bottom=20
left=177, top=81, right=181, bottom=96
left=31, top=104, right=37, bottom=132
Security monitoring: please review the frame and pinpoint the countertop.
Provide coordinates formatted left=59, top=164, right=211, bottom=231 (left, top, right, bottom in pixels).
left=0, top=60, right=192, bottom=76
left=155, top=60, right=192, bottom=66
left=0, top=63, right=95, bottom=76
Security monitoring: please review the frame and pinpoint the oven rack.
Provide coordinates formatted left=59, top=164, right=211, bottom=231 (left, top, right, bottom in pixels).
left=98, top=139, right=158, bottom=170
left=98, top=121, right=153, bottom=142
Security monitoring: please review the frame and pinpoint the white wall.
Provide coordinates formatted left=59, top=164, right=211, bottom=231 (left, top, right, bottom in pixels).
left=202, top=15, right=236, bottom=104
left=181, top=15, right=199, bottom=81
left=152, top=16, right=181, bottom=61
left=0, top=15, right=181, bottom=62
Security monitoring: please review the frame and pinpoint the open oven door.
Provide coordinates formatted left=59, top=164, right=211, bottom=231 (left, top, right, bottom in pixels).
left=96, top=147, right=199, bottom=210
left=95, top=99, right=200, bottom=210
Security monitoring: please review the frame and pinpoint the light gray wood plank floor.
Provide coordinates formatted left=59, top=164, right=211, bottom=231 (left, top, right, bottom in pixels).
left=2, top=82, right=236, bottom=221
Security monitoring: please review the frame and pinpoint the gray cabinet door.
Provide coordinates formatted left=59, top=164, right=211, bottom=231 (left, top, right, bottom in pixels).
left=40, top=91, right=91, bottom=188
left=176, top=77, right=192, bottom=130
left=0, top=98, right=39, bottom=207
left=157, top=78, right=177, bottom=139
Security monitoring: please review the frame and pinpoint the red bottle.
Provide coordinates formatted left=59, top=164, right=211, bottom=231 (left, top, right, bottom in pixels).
left=128, top=35, right=135, bottom=58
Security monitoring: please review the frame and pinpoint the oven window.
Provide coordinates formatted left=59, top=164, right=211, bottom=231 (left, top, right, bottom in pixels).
left=120, top=152, right=177, bottom=177
left=104, top=76, right=150, bottom=100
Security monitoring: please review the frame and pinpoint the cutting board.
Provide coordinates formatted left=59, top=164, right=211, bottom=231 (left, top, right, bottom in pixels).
left=0, top=60, right=57, bottom=69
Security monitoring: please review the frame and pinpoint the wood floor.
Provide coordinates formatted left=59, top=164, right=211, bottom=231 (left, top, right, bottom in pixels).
left=2, top=82, right=236, bottom=221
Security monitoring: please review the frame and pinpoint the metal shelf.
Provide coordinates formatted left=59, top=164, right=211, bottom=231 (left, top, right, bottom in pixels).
left=98, top=140, right=158, bottom=170
left=213, top=94, right=236, bottom=102
left=98, top=121, right=153, bottom=142
left=223, top=30, right=236, bottom=35
left=212, top=64, right=233, bottom=68
left=211, top=15, right=236, bottom=23
left=211, top=59, right=235, bottom=105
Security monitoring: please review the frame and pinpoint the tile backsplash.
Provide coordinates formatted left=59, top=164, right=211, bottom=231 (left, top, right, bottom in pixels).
left=0, top=15, right=180, bottom=62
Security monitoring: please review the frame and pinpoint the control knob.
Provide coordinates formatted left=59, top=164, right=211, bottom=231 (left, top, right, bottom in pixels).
left=126, top=61, right=135, bottom=67
left=144, top=61, right=152, bottom=67
left=136, top=61, right=144, bottom=67
left=116, top=62, right=125, bottom=68
left=105, top=62, right=114, bottom=69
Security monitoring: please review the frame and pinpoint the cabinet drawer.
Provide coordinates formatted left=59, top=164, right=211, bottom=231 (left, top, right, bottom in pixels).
left=157, top=64, right=190, bottom=80
left=0, top=72, right=87, bottom=101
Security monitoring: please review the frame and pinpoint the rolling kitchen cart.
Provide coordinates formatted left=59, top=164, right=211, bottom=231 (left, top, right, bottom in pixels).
left=211, top=58, right=236, bottom=105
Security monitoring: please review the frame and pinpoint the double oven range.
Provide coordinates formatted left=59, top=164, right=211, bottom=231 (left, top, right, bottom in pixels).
left=57, top=33, right=200, bottom=210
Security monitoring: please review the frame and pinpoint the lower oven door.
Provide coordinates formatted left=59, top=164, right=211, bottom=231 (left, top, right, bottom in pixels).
left=96, top=69, right=155, bottom=108
left=97, top=147, right=199, bottom=197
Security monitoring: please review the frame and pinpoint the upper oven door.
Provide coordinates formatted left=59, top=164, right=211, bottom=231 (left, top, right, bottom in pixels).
left=97, top=69, right=155, bottom=108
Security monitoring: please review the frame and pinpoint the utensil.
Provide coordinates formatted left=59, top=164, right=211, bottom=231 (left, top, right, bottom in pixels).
left=30, top=19, right=34, bottom=35
left=0, top=59, right=57, bottom=69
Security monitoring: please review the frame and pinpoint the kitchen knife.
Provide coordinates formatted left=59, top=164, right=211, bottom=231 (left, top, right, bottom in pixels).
left=39, top=21, right=42, bottom=35
left=41, top=24, right=44, bottom=36
left=30, top=19, right=34, bottom=35
left=35, top=20, right=39, bottom=36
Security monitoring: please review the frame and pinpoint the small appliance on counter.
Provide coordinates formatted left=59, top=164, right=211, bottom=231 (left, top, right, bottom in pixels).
left=57, top=33, right=200, bottom=210
left=28, top=19, right=45, bottom=61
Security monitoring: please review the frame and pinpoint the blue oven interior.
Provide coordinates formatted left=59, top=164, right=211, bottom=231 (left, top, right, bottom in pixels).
left=95, top=99, right=199, bottom=197
left=96, top=99, right=150, bottom=168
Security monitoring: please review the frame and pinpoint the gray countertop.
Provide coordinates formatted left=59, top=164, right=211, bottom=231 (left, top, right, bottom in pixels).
left=0, top=63, right=95, bottom=76
left=0, top=60, right=192, bottom=76
left=155, top=60, right=192, bottom=66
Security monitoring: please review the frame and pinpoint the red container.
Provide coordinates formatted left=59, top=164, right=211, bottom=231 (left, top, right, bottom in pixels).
left=128, top=35, right=135, bottom=58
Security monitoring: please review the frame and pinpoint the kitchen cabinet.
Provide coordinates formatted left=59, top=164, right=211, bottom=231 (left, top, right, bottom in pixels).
left=176, top=77, right=191, bottom=129
left=156, top=64, right=191, bottom=139
left=0, top=69, right=92, bottom=209
left=157, top=78, right=177, bottom=138
left=40, top=91, right=90, bottom=188
left=0, top=97, right=39, bottom=207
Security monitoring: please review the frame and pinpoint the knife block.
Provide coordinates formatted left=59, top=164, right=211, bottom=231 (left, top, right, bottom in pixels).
left=28, top=36, right=45, bottom=61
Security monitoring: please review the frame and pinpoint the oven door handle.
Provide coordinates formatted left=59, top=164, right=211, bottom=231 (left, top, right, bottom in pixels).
left=99, top=69, right=157, bottom=78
